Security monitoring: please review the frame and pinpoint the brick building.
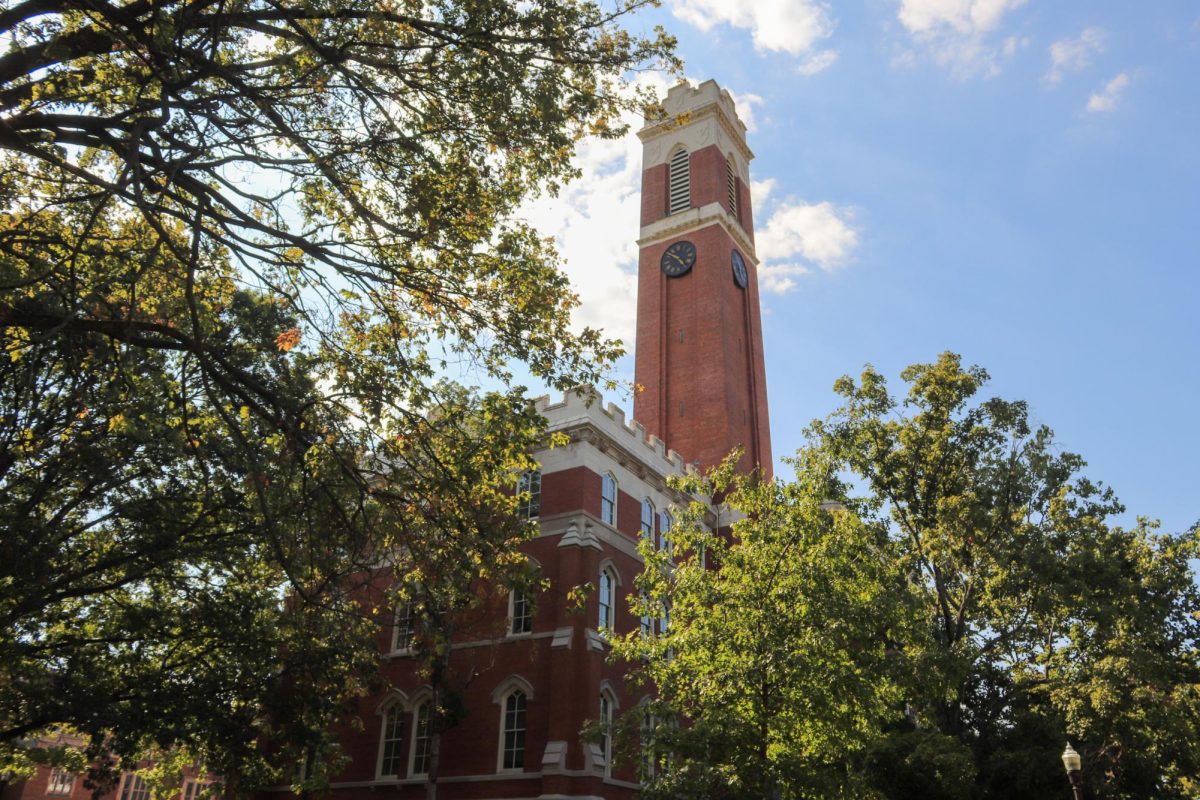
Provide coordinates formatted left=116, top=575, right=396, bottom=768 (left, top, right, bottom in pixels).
left=1, top=78, right=772, bottom=800
left=298, top=78, right=773, bottom=800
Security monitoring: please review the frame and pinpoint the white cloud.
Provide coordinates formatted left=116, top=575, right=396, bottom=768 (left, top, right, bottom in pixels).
left=798, top=49, right=839, bottom=76
left=1044, top=27, right=1106, bottom=85
left=750, top=178, right=777, bottom=219
left=896, top=0, right=1028, bottom=77
left=725, top=89, right=764, bottom=133
left=754, top=200, right=860, bottom=294
left=520, top=74, right=673, bottom=345
left=670, top=0, right=838, bottom=70
left=1087, top=72, right=1130, bottom=113
left=757, top=262, right=812, bottom=295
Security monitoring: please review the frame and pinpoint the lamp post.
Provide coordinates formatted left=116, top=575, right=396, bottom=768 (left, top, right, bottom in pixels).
left=1062, top=743, right=1084, bottom=800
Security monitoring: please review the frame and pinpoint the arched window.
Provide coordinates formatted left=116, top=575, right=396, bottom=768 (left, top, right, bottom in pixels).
left=377, top=702, right=405, bottom=778
left=600, top=473, right=617, bottom=525
left=726, top=155, right=738, bottom=218
left=668, top=146, right=690, bottom=215
left=599, top=689, right=616, bottom=776
left=409, top=702, right=431, bottom=777
left=640, top=498, right=654, bottom=542
left=598, top=566, right=616, bottom=632
left=509, top=586, right=533, bottom=635
left=658, top=510, right=673, bottom=555
left=516, top=469, right=541, bottom=519
left=640, top=705, right=657, bottom=780
left=500, top=691, right=527, bottom=770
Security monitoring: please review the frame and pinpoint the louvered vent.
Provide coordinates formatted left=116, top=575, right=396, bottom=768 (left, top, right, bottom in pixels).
left=668, top=148, right=690, bottom=215
left=726, top=158, right=738, bottom=218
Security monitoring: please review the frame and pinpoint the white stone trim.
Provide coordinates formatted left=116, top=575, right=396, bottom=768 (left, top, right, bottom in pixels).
left=540, top=740, right=568, bottom=772
left=550, top=627, right=573, bottom=649
left=639, top=80, right=753, bottom=169
left=491, top=674, right=536, bottom=704
left=638, top=202, right=757, bottom=258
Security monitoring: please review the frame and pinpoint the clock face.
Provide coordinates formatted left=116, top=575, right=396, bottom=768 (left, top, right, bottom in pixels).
left=731, top=249, right=748, bottom=289
left=660, top=240, right=697, bottom=277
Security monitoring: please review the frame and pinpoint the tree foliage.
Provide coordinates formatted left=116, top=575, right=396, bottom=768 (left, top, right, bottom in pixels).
left=814, top=353, right=1200, bottom=799
left=612, top=452, right=916, bottom=799
left=620, top=354, right=1199, bottom=800
left=0, top=0, right=675, bottom=784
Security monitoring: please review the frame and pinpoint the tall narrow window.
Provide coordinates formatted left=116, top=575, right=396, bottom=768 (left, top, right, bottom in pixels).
left=410, top=703, right=431, bottom=776
left=378, top=704, right=405, bottom=777
left=640, top=591, right=652, bottom=636
left=600, top=473, right=616, bottom=526
left=658, top=510, right=673, bottom=555
left=516, top=469, right=541, bottom=519
left=119, top=776, right=150, bottom=800
left=726, top=156, right=738, bottom=218
left=599, top=692, right=614, bottom=776
left=640, top=710, right=656, bottom=779
left=509, top=587, right=533, bottom=635
left=501, top=691, right=527, bottom=770
left=668, top=147, right=690, bottom=215
left=47, top=770, right=73, bottom=796
left=393, top=601, right=416, bottom=652
left=598, top=567, right=615, bottom=632
left=640, top=498, right=654, bottom=543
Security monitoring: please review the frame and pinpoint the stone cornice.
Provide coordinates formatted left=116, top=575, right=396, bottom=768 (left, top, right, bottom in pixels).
left=639, top=102, right=754, bottom=162
left=637, top=202, right=758, bottom=263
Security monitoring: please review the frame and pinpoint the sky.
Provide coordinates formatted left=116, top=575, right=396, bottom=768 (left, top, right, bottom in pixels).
left=519, top=0, right=1200, bottom=536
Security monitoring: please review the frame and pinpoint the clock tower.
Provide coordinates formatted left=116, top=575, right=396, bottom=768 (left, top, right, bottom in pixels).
left=633, top=80, right=773, bottom=479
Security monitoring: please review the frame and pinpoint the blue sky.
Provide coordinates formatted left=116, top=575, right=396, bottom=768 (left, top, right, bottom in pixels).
left=521, top=0, right=1200, bottom=535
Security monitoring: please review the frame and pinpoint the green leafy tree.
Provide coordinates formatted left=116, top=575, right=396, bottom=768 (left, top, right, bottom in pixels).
left=814, top=353, right=1200, bottom=799
left=612, top=452, right=917, bottom=799
left=0, top=0, right=676, bottom=785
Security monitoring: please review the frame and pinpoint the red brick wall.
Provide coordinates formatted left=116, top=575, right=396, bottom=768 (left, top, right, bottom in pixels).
left=689, top=146, right=725, bottom=211
left=639, top=163, right=667, bottom=226
left=308, top=460, right=647, bottom=800
left=633, top=221, right=772, bottom=477
left=539, top=466, right=594, bottom=518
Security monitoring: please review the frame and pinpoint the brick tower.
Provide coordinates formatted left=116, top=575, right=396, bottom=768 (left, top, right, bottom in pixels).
left=633, top=80, right=772, bottom=478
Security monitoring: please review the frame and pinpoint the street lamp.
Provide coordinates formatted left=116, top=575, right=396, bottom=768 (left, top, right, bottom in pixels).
left=1062, top=743, right=1083, bottom=800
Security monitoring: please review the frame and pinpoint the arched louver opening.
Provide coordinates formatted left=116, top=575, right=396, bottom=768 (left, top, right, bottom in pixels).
left=668, top=147, right=690, bottom=215
left=726, top=156, right=738, bottom=218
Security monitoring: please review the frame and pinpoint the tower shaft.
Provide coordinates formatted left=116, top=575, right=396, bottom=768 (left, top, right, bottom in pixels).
left=633, top=80, right=772, bottom=478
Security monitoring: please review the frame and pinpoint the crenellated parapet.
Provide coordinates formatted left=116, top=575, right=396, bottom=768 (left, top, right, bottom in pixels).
left=532, top=387, right=691, bottom=480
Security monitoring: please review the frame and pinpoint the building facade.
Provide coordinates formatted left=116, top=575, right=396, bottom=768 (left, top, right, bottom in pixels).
left=294, top=78, right=773, bottom=800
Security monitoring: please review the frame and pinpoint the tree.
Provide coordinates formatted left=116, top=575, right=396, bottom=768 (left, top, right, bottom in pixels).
left=0, top=0, right=675, bottom=785
left=813, top=353, right=1200, bottom=799
left=611, top=452, right=917, bottom=800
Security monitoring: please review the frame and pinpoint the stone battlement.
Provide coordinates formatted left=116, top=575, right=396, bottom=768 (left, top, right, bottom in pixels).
left=533, top=387, right=690, bottom=476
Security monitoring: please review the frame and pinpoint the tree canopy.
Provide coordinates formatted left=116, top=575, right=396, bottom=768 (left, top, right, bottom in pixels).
left=618, top=353, right=1200, bottom=800
left=815, top=353, right=1200, bottom=799
left=612, top=452, right=916, bottom=799
left=0, top=0, right=675, bottom=785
